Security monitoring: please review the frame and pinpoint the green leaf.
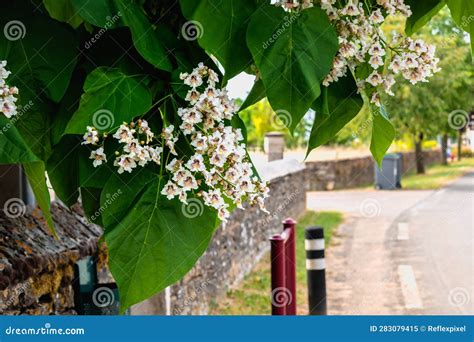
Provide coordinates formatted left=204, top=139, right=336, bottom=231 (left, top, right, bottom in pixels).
left=307, top=75, right=364, bottom=157
left=446, top=0, right=474, bottom=53
left=180, top=0, right=257, bottom=82
left=46, top=137, right=81, bottom=207
left=0, top=6, right=77, bottom=102
left=80, top=187, right=103, bottom=225
left=70, top=0, right=122, bottom=28
left=0, top=116, right=39, bottom=163
left=14, top=85, right=54, bottom=161
left=405, top=0, right=446, bottom=35
left=65, top=68, right=152, bottom=134
left=370, top=105, right=395, bottom=166
left=105, top=176, right=218, bottom=311
left=23, top=161, right=56, bottom=237
left=43, top=0, right=84, bottom=28
left=239, top=79, right=266, bottom=112
left=247, top=5, right=339, bottom=133
left=100, top=169, right=155, bottom=229
left=71, top=0, right=172, bottom=71
left=114, top=0, right=172, bottom=72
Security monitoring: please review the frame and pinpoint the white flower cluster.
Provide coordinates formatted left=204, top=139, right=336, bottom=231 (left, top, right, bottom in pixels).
left=82, top=120, right=163, bottom=173
left=271, top=1, right=441, bottom=107
left=162, top=63, right=269, bottom=221
left=0, top=61, right=19, bottom=118
left=317, top=0, right=440, bottom=106
left=82, top=63, right=269, bottom=222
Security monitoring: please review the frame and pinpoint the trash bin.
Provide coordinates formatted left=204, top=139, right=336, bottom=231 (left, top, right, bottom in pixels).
left=374, top=153, right=402, bottom=190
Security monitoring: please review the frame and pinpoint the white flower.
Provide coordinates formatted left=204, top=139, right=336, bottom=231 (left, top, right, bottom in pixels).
left=0, top=61, right=19, bottom=119
left=166, top=158, right=182, bottom=172
left=185, top=89, right=200, bottom=104
left=368, top=42, right=386, bottom=57
left=186, top=153, right=206, bottom=172
left=369, top=55, right=384, bottom=69
left=90, top=147, right=107, bottom=167
left=161, top=180, right=180, bottom=200
left=113, top=124, right=135, bottom=143
left=366, top=71, right=383, bottom=86
left=340, top=0, right=360, bottom=16
left=82, top=126, right=99, bottom=145
left=114, top=155, right=137, bottom=174
left=370, top=92, right=381, bottom=107
left=149, top=146, right=163, bottom=165
left=369, top=9, right=384, bottom=24
left=184, top=72, right=203, bottom=88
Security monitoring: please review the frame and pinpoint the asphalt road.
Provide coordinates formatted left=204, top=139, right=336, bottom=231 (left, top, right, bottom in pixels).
left=306, top=172, right=473, bottom=315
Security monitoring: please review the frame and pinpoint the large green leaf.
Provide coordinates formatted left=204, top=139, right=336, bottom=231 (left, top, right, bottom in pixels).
left=307, top=75, right=364, bottom=157
left=100, top=169, right=155, bottom=229
left=23, top=161, right=56, bottom=237
left=405, top=0, right=446, bottom=35
left=446, top=0, right=474, bottom=52
left=65, top=68, right=152, bottom=134
left=0, top=116, right=38, bottom=163
left=247, top=5, right=339, bottom=133
left=180, top=0, right=257, bottom=82
left=43, top=0, right=84, bottom=28
left=71, top=0, right=172, bottom=71
left=0, top=4, right=77, bottom=102
left=105, top=176, right=219, bottom=311
left=370, top=105, right=395, bottom=166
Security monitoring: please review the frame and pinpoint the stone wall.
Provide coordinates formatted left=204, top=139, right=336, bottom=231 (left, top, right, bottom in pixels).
left=0, top=204, right=107, bottom=315
left=305, top=150, right=442, bottom=191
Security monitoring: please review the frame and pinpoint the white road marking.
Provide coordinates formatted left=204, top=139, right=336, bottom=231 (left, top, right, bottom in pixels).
left=397, top=222, right=409, bottom=240
left=398, top=265, right=423, bottom=309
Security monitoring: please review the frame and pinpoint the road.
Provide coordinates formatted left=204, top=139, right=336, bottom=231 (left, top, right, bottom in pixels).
left=306, top=172, right=473, bottom=315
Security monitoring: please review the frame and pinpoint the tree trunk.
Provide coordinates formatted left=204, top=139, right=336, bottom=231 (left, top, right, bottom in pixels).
left=457, top=130, right=462, bottom=161
left=441, top=133, right=448, bottom=166
left=414, top=133, right=425, bottom=174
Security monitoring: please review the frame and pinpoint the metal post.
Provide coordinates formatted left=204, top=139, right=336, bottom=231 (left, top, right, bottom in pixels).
left=270, top=235, right=286, bottom=315
left=283, top=218, right=297, bottom=315
left=305, top=226, right=327, bottom=315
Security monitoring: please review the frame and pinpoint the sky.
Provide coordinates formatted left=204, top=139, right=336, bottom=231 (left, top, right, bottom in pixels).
left=225, top=72, right=256, bottom=101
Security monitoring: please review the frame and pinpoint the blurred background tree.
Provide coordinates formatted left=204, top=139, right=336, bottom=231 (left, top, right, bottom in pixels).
left=388, top=8, right=473, bottom=173
left=238, top=99, right=311, bottom=150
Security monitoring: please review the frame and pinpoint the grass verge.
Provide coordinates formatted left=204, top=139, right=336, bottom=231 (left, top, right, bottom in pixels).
left=209, top=211, right=344, bottom=315
left=401, top=158, right=474, bottom=190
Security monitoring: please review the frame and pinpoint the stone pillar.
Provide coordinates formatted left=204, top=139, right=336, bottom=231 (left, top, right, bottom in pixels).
left=264, top=132, right=285, bottom=162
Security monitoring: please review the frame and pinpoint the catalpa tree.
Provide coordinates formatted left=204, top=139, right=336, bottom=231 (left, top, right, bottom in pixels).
left=0, top=0, right=471, bottom=311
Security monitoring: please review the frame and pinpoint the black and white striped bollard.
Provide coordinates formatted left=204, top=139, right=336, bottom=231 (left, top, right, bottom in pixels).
left=305, top=226, right=327, bottom=315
